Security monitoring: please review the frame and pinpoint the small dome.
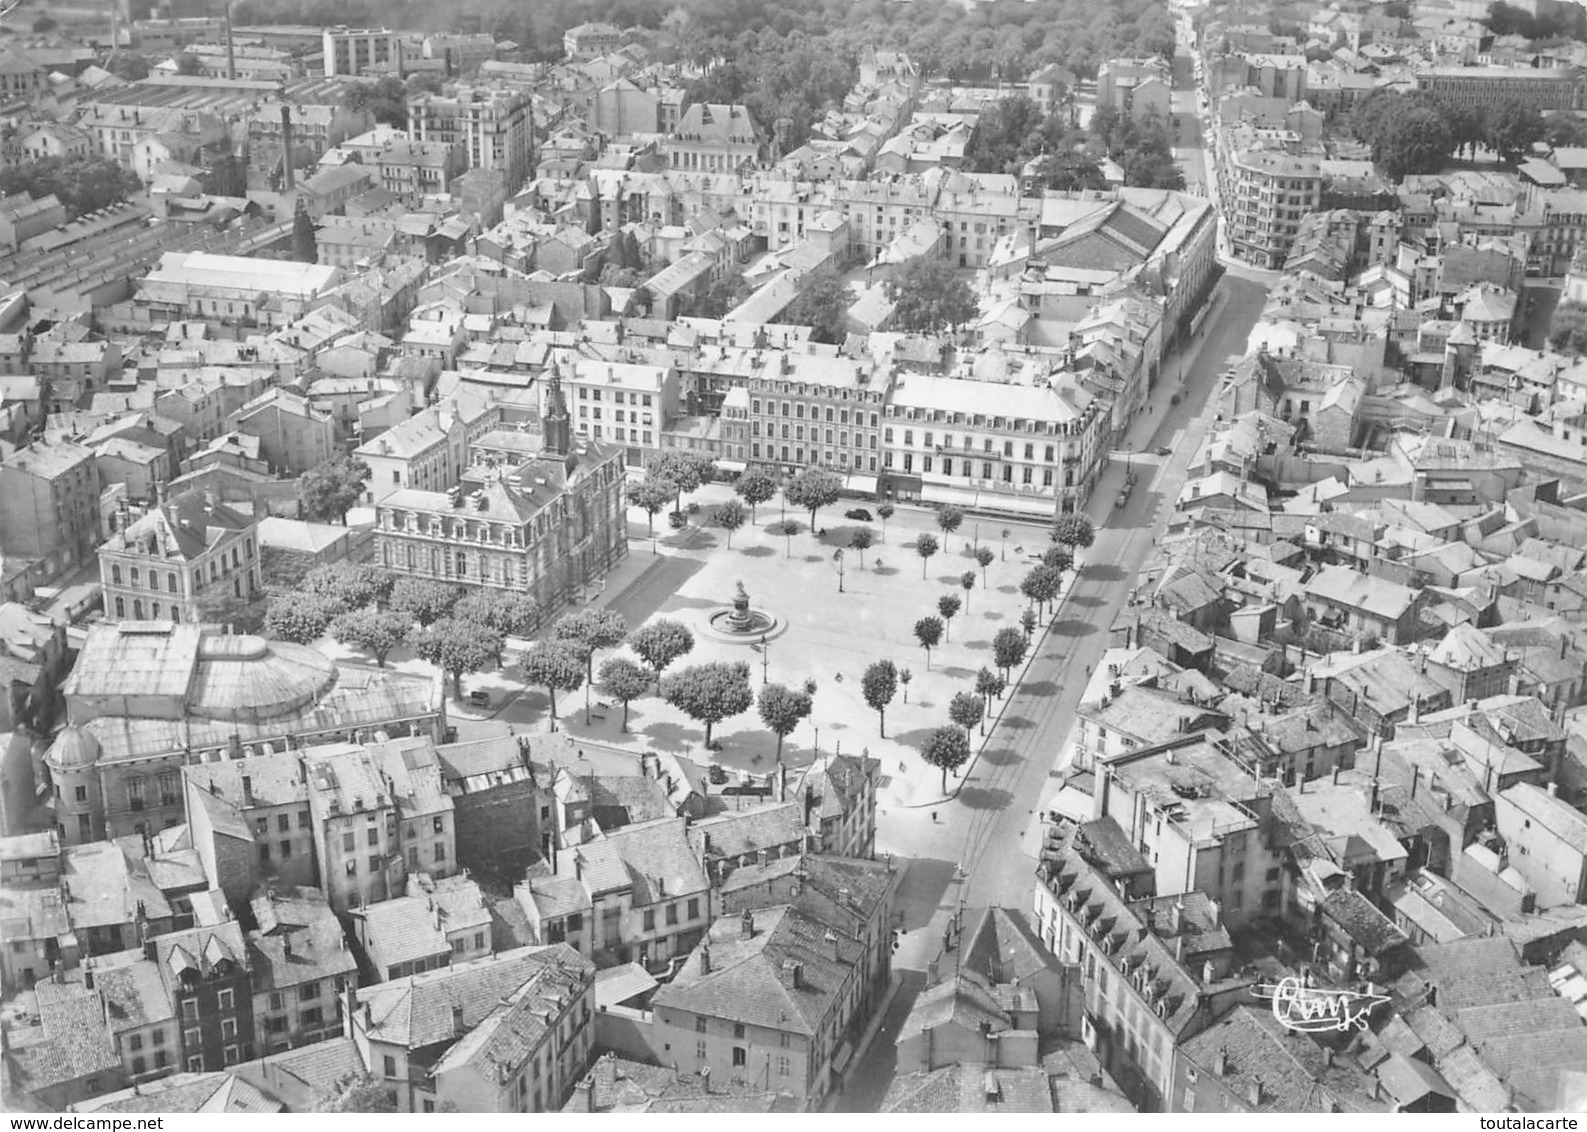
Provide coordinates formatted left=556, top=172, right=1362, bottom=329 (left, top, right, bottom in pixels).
left=47, top=727, right=100, bottom=769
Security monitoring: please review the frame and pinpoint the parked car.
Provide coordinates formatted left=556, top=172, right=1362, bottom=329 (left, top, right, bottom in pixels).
left=1156, top=446, right=1172, bottom=456
left=668, top=511, right=688, bottom=529
left=468, top=690, right=492, bottom=707
left=844, top=508, right=873, bottom=521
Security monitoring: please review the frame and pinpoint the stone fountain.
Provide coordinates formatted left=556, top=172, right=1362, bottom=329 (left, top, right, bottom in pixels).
left=701, top=579, right=786, bottom=644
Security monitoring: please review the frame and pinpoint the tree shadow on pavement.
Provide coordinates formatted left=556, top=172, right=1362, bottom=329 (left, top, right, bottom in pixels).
left=634, top=721, right=694, bottom=753
left=1083, top=564, right=1127, bottom=582
left=739, top=545, right=775, bottom=557
left=996, top=584, right=1020, bottom=594
left=957, top=786, right=1014, bottom=810
left=1051, top=619, right=1099, bottom=637
left=980, top=745, right=1024, bottom=767
left=999, top=716, right=1037, bottom=730
left=939, top=665, right=976, bottom=680
left=1022, top=681, right=1059, bottom=696
left=1068, top=595, right=1103, bottom=608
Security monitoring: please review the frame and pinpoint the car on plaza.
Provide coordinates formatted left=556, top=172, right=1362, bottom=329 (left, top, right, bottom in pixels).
left=1156, top=446, right=1173, bottom=456
left=844, top=508, right=873, bottom=521
left=668, top=511, right=688, bottom=529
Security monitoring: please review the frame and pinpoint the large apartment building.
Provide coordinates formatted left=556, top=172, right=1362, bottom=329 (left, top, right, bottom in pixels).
left=408, top=86, right=534, bottom=195
left=1222, top=150, right=1323, bottom=269
left=97, top=487, right=261, bottom=625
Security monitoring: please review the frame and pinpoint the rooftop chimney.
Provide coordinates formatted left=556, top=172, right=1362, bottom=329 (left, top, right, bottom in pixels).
left=1248, top=1081, right=1263, bottom=1107
left=1213, top=1047, right=1227, bottom=1076
left=699, top=944, right=711, bottom=974
left=281, top=106, right=295, bottom=191
left=242, top=775, right=253, bottom=804
left=451, top=1004, right=465, bottom=1035
left=740, top=910, right=755, bottom=939
left=784, top=960, right=803, bottom=988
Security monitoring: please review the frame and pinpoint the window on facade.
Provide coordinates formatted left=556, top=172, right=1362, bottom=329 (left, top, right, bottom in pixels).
left=732, top=1047, right=747, bottom=1067
left=666, top=904, right=678, bottom=926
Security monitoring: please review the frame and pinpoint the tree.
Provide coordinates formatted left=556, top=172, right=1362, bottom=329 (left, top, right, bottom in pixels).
left=735, top=470, right=777, bottom=520
left=1030, top=150, right=1109, bottom=191
left=914, top=616, right=944, bottom=669
left=520, top=640, right=584, bottom=730
left=1485, top=98, right=1545, bottom=164
left=758, top=682, right=813, bottom=762
left=330, top=609, right=411, bottom=667
left=297, top=455, right=370, bottom=524
left=960, top=570, right=977, bottom=610
left=1020, top=607, right=1038, bottom=639
left=412, top=618, right=502, bottom=699
left=781, top=266, right=854, bottom=344
left=778, top=518, right=801, bottom=558
left=972, top=545, right=996, bottom=587
left=783, top=467, right=844, bottom=530
left=598, top=656, right=651, bottom=732
left=937, top=594, right=961, bottom=641
left=204, top=145, right=248, bottom=197
left=388, top=577, right=460, bottom=627
left=553, top=609, right=629, bottom=688
left=264, top=593, right=340, bottom=644
left=1041, top=544, right=1073, bottom=573
left=920, top=725, right=971, bottom=794
left=628, top=619, right=694, bottom=686
left=1020, top=564, right=1063, bottom=622
left=303, top=561, right=392, bottom=612
left=1353, top=91, right=1455, bottom=178
left=106, top=51, right=153, bottom=82
left=1051, top=513, right=1095, bottom=550
left=452, top=590, right=538, bottom=638
left=0, top=156, right=140, bottom=219
left=291, top=199, right=317, bottom=263
left=993, top=626, right=1028, bottom=680
left=174, top=51, right=204, bottom=75
left=631, top=476, right=675, bottom=535
left=850, top=527, right=874, bottom=568
left=1545, top=113, right=1587, bottom=150
left=936, top=504, right=964, bottom=551
left=1000, top=527, right=1012, bottom=562
left=1551, top=302, right=1587, bottom=355
left=886, top=256, right=979, bottom=334
left=316, top=1074, right=398, bottom=1113
left=647, top=449, right=715, bottom=513
left=915, top=532, right=939, bottom=579
left=344, top=76, right=410, bottom=127
left=714, top=498, right=747, bottom=547
left=861, top=659, right=898, bottom=737
left=950, top=690, right=985, bottom=739
left=877, top=502, right=895, bottom=542
left=662, top=661, right=755, bottom=747
left=975, top=666, right=1004, bottom=717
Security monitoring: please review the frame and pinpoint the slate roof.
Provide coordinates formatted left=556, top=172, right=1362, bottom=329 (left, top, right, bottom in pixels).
left=563, top=817, right=709, bottom=904
left=95, top=960, right=175, bottom=1031
left=75, top=1072, right=281, bottom=1113
left=898, top=968, right=1011, bottom=1041
left=961, top=907, right=1053, bottom=988
left=247, top=888, right=356, bottom=993
left=429, top=958, right=590, bottom=1080
left=688, top=801, right=807, bottom=861
left=356, top=944, right=590, bottom=1051
left=356, top=895, right=452, bottom=969
left=563, top=1054, right=794, bottom=1113
left=652, top=904, right=863, bottom=1036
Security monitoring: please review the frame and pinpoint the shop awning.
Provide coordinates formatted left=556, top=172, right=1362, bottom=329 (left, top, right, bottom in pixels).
left=716, top=459, right=747, bottom=473
left=842, top=472, right=879, bottom=495
left=920, top=482, right=1056, bottom=518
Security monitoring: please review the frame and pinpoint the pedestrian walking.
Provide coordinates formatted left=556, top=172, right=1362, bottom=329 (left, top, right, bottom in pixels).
left=931, top=810, right=938, bottom=823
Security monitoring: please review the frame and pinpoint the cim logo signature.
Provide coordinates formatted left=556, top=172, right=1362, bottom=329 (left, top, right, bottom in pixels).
left=1250, top=977, right=1391, bottom=1033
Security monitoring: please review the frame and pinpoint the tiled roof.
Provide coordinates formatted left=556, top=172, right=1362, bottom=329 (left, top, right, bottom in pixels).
left=8, top=982, right=122, bottom=1093
left=653, top=904, right=864, bottom=1036
left=247, top=888, right=356, bottom=992
left=962, top=907, right=1058, bottom=987
left=882, top=1064, right=1054, bottom=1113
left=688, top=802, right=807, bottom=862
left=357, top=944, right=591, bottom=1051
left=1319, top=888, right=1408, bottom=955
left=1180, top=1004, right=1341, bottom=1111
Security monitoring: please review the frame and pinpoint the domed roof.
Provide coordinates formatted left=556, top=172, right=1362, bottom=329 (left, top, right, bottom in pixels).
left=47, top=726, right=100, bottom=769
left=187, top=635, right=338, bottom=723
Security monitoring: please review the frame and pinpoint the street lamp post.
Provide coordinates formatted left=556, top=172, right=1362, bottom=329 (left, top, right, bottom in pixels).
left=833, top=547, right=845, bottom=593
left=759, top=633, right=769, bottom=685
